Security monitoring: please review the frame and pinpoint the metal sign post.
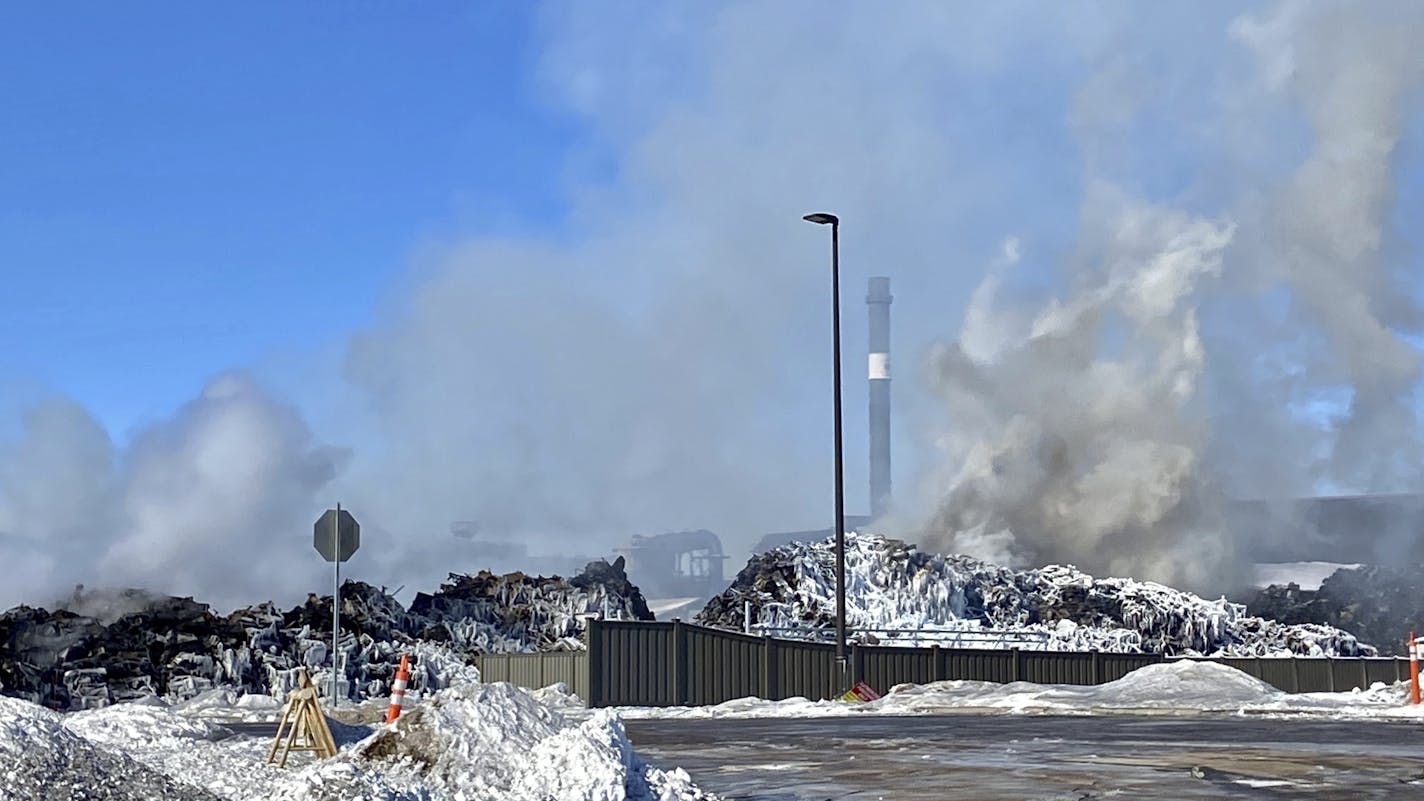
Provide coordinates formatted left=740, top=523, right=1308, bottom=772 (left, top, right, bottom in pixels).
left=332, top=503, right=340, bottom=705
left=314, top=505, right=360, bottom=705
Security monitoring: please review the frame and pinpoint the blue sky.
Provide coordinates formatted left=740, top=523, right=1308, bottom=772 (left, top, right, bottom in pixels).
left=0, top=2, right=574, bottom=439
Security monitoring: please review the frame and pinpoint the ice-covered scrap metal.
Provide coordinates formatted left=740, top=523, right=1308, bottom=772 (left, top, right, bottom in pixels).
left=1244, top=563, right=1424, bottom=656
left=697, top=532, right=1375, bottom=657
left=0, top=595, right=251, bottom=710
left=407, top=556, right=653, bottom=653
left=0, top=556, right=659, bottom=710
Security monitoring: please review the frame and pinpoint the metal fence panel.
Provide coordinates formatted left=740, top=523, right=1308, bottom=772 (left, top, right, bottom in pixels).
left=1100, top=653, right=1161, bottom=683
left=591, top=620, right=675, bottom=706
left=1331, top=659, right=1369, bottom=693
left=475, top=653, right=509, bottom=683
left=568, top=651, right=591, bottom=702
left=1217, top=657, right=1263, bottom=679
left=1024, top=651, right=1093, bottom=685
left=941, top=648, right=1018, bottom=683
left=474, top=652, right=589, bottom=700
left=508, top=654, right=547, bottom=690
left=578, top=620, right=1416, bottom=707
left=1362, top=658, right=1398, bottom=688
left=773, top=639, right=837, bottom=701
left=1252, top=659, right=1297, bottom=692
left=857, top=645, right=936, bottom=693
left=1294, top=658, right=1333, bottom=692
left=686, top=626, right=763, bottom=705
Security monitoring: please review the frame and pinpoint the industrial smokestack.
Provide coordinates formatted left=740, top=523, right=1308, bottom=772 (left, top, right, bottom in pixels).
left=867, top=277, right=892, bottom=519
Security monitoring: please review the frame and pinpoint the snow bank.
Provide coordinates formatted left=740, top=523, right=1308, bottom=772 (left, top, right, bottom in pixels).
left=60, top=702, right=320, bottom=801
left=604, top=661, right=1424, bottom=723
left=0, top=696, right=220, bottom=801
left=880, top=661, right=1284, bottom=715
left=0, top=680, right=717, bottom=801
left=699, top=532, right=1372, bottom=656
left=529, top=681, right=589, bottom=712
left=877, top=661, right=1424, bottom=720
left=354, top=682, right=713, bottom=800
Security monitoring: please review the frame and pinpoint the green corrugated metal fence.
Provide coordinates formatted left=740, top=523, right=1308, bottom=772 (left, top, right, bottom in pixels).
left=474, top=650, right=590, bottom=702
left=478, top=619, right=1412, bottom=708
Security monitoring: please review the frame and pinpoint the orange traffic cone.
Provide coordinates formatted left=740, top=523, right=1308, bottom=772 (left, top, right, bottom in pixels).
left=385, top=654, right=411, bottom=723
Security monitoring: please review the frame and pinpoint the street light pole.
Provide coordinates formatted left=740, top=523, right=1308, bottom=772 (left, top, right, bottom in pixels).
left=803, top=211, right=849, bottom=692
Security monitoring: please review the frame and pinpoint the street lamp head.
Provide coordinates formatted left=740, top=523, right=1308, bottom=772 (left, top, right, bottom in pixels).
left=803, top=212, right=839, bottom=226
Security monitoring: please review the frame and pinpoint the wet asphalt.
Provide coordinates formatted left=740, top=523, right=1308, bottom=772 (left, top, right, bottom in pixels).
left=223, top=713, right=1424, bottom=799
left=623, top=714, right=1424, bottom=800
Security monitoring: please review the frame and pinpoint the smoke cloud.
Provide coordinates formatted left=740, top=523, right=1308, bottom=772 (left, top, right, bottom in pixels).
left=1233, top=1, right=1424, bottom=492
left=1, top=1, right=1421, bottom=609
left=919, top=0, right=1424, bottom=589
left=921, top=198, right=1238, bottom=590
left=0, top=374, right=345, bottom=611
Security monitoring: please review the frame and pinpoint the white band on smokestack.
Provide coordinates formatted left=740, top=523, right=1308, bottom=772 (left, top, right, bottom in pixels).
left=868, top=352, right=890, bottom=380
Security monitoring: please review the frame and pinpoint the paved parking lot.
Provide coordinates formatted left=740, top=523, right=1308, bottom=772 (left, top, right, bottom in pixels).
left=625, top=715, right=1424, bottom=800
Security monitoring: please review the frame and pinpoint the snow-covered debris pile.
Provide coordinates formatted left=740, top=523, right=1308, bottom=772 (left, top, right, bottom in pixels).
left=0, top=593, right=255, bottom=711
left=0, top=582, right=465, bottom=711
left=1244, top=563, right=1424, bottom=656
left=697, top=532, right=1374, bottom=656
left=409, top=556, right=653, bottom=653
left=0, top=557, right=648, bottom=710
left=0, top=695, right=221, bottom=801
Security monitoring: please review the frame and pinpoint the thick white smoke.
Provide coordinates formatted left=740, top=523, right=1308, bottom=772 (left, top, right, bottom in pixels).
left=0, top=374, right=344, bottom=611
left=921, top=199, right=1238, bottom=590
left=0, top=1, right=1420, bottom=610
left=919, top=0, right=1424, bottom=589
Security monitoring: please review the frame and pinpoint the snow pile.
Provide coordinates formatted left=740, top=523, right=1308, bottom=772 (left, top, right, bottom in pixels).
left=58, top=696, right=410, bottom=801
left=0, top=695, right=220, bottom=801
left=62, top=702, right=290, bottom=800
left=603, top=661, right=1424, bottom=723
left=880, top=660, right=1280, bottom=715
left=878, top=661, right=1424, bottom=720
left=529, top=681, right=590, bottom=713
left=698, top=533, right=1373, bottom=656
left=0, top=679, right=715, bottom=800
left=352, top=682, right=712, bottom=800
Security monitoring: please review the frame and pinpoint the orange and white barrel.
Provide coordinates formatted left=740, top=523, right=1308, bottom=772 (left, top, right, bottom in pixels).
left=385, top=654, right=411, bottom=723
left=1410, top=633, right=1421, bottom=705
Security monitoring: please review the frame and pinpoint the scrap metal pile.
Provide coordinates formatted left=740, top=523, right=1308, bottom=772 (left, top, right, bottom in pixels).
left=1245, top=564, right=1422, bottom=656
left=697, top=533, right=1375, bottom=657
left=409, top=557, right=652, bottom=653
left=0, top=558, right=651, bottom=711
